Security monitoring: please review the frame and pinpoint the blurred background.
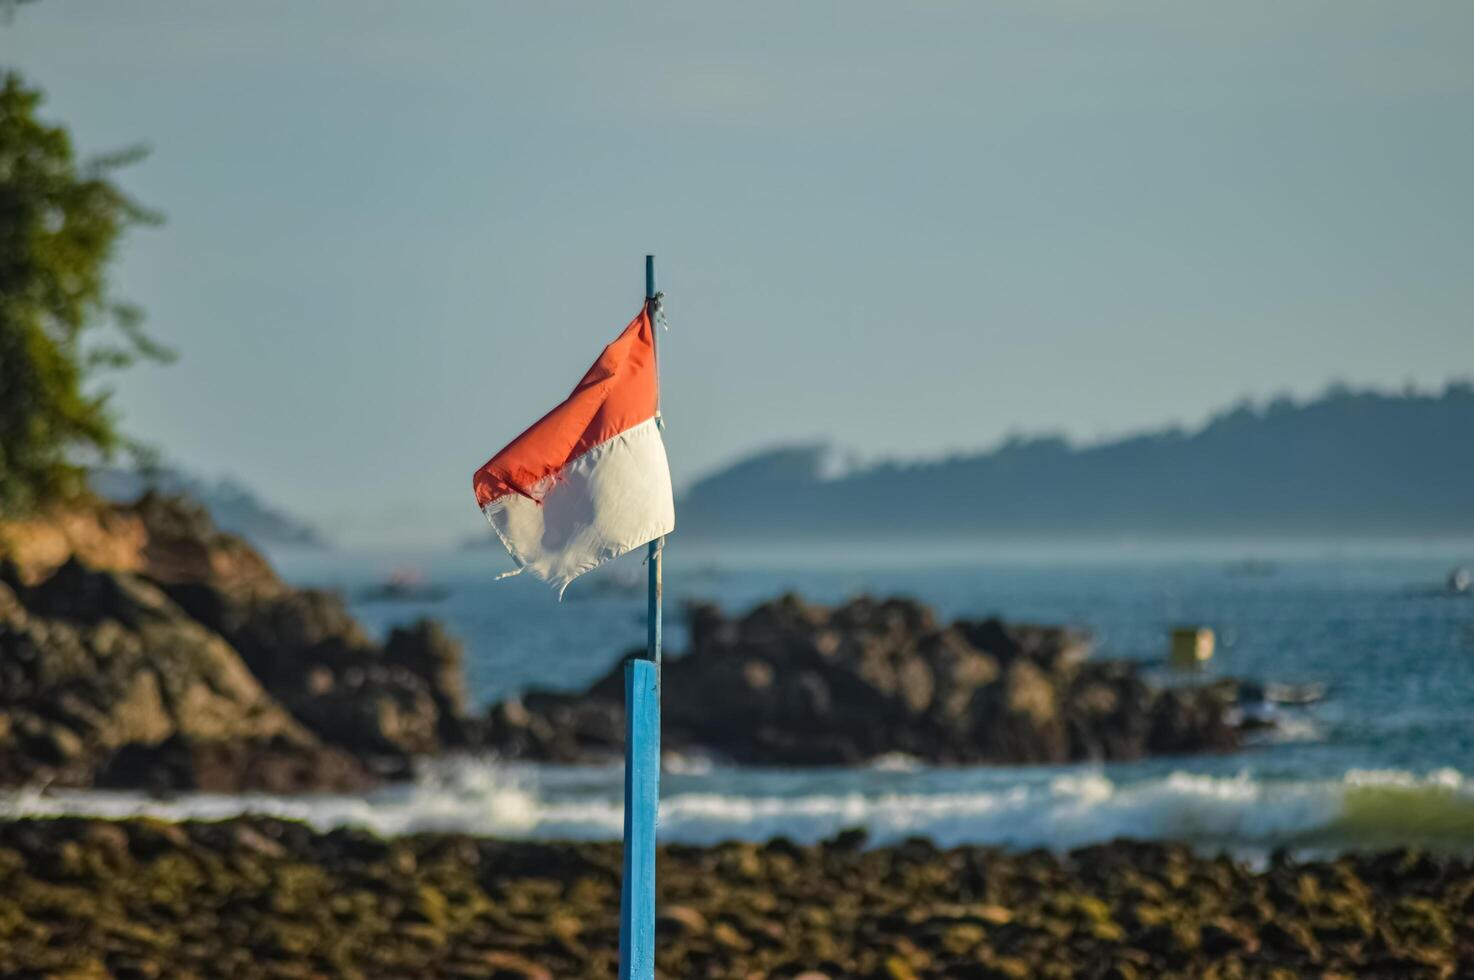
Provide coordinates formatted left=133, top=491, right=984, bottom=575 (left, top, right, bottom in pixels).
left=9, top=1, right=1474, bottom=548
left=4, top=0, right=1474, bottom=857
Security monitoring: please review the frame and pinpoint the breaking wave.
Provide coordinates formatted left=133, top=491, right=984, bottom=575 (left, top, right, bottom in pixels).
left=3, top=762, right=1472, bottom=855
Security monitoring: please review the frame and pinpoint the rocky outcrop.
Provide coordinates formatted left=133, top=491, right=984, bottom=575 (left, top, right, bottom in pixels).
left=485, top=594, right=1240, bottom=765
left=0, top=491, right=276, bottom=591
left=0, top=559, right=367, bottom=792
left=0, top=495, right=471, bottom=791
left=128, top=490, right=281, bottom=593
left=1, top=494, right=1239, bottom=785
left=0, top=499, right=149, bottom=585
left=161, top=573, right=471, bottom=771
left=0, top=816, right=1470, bottom=979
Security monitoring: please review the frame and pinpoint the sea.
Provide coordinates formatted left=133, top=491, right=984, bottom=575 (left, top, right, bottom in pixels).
left=7, top=536, right=1474, bottom=857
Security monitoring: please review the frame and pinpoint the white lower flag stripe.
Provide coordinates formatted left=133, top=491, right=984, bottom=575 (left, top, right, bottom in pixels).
left=481, top=416, right=675, bottom=596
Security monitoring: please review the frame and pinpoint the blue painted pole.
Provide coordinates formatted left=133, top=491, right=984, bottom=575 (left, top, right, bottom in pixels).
left=618, top=659, right=659, bottom=979
left=619, top=255, right=662, bottom=980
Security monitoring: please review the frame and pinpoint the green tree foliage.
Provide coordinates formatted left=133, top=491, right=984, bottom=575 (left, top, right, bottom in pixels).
left=0, top=71, right=170, bottom=514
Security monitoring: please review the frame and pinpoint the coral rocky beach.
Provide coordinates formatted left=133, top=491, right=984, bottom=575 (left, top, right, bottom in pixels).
left=2, top=497, right=1471, bottom=978
left=1, top=817, right=1471, bottom=979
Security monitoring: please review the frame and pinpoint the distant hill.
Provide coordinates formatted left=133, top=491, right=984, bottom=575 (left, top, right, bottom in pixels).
left=680, top=383, right=1474, bottom=539
left=90, top=467, right=328, bottom=549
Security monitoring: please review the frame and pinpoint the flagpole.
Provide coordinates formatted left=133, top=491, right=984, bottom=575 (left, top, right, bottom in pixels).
left=645, top=253, right=663, bottom=669
left=618, top=255, right=662, bottom=980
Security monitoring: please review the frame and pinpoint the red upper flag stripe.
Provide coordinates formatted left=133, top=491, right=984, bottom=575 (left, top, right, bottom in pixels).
left=473, top=307, right=660, bottom=507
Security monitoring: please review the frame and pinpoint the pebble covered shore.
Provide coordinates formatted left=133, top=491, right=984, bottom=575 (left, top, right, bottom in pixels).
left=1, top=817, right=1470, bottom=979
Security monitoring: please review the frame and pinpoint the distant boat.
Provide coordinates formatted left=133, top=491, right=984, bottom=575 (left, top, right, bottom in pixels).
left=358, top=565, right=449, bottom=603
left=1449, top=567, right=1472, bottom=595
left=1263, top=681, right=1327, bottom=706
left=1232, top=680, right=1327, bottom=732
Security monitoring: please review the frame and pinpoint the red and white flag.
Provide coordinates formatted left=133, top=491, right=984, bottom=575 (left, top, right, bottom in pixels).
left=472, top=307, right=674, bottom=596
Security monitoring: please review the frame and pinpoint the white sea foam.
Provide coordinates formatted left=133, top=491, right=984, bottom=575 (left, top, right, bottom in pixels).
left=3, top=761, right=1471, bottom=853
left=1240, top=713, right=1324, bottom=746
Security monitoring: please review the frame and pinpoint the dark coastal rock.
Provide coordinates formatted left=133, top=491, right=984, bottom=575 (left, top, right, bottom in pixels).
left=1, top=493, right=1237, bottom=787
left=163, top=579, right=468, bottom=766
left=0, top=560, right=368, bottom=791
left=94, top=733, right=369, bottom=794
left=0, top=495, right=471, bottom=791
left=128, top=491, right=282, bottom=593
left=134, top=495, right=472, bottom=763
left=387, top=619, right=469, bottom=739
left=0, top=816, right=1469, bottom=978
left=485, top=594, right=1239, bottom=766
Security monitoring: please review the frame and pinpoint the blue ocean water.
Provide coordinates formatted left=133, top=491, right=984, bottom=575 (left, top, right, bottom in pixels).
left=9, top=538, right=1474, bottom=854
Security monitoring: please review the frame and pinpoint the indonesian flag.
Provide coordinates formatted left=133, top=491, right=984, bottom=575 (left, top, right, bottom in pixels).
left=472, top=306, right=674, bottom=596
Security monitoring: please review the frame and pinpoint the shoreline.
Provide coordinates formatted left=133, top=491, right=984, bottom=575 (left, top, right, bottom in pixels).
left=1, top=815, right=1469, bottom=978
left=6, top=759, right=1474, bottom=860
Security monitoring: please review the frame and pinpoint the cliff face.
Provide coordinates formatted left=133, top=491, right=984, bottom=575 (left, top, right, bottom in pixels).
left=0, top=492, right=279, bottom=591
left=484, top=594, right=1240, bottom=766
left=0, top=503, right=150, bottom=585
left=0, top=495, right=468, bottom=793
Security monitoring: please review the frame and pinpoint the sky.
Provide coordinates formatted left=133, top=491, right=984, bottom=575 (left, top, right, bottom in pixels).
left=6, top=2, right=1473, bottom=549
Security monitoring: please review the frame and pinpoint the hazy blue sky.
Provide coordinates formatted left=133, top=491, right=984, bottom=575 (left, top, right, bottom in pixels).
left=7, top=2, right=1473, bottom=548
